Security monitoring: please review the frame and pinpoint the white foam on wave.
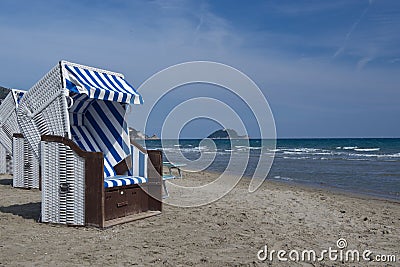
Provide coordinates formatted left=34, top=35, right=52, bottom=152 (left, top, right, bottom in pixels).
left=283, top=151, right=304, bottom=155
left=343, top=146, right=358, bottom=150
left=283, top=148, right=320, bottom=152
left=203, top=151, right=227, bottom=155
left=354, top=148, right=380, bottom=152
left=269, top=149, right=281, bottom=152
left=349, top=153, right=400, bottom=158
left=233, top=145, right=262, bottom=150
left=313, top=152, right=332, bottom=155
left=273, top=176, right=293, bottom=181
left=194, top=146, right=209, bottom=150
left=282, top=156, right=310, bottom=160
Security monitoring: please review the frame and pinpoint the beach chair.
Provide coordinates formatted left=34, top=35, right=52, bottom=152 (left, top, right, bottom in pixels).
left=0, top=144, right=6, bottom=174
left=17, top=60, right=162, bottom=227
left=0, top=89, right=39, bottom=187
left=0, top=92, right=9, bottom=175
left=163, top=161, right=185, bottom=179
left=161, top=161, right=186, bottom=198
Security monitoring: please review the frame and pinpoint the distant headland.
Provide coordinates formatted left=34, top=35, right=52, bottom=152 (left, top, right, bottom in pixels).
left=129, top=127, right=159, bottom=140
left=0, top=86, right=11, bottom=100
left=207, top=129, right=248, bottom=139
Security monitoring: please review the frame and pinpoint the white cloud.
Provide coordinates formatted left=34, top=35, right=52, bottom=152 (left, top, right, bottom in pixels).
left=356, top=56, right=373, bottom=70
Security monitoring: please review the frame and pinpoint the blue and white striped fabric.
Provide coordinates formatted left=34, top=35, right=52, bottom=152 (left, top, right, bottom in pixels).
left=12, top=89, right=25, bottom=105
left=69, top=94, right=130, bottom=177
left=129, top=145, right=148, bottom=178
left=61, top=61, right=143, bottom=105
left=104, top=176, right=147, bottom=188
left=71, top=125, right=117, bottom=177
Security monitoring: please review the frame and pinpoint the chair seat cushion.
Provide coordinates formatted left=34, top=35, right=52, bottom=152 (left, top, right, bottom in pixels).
left=104, top=175, right=148, bottom=188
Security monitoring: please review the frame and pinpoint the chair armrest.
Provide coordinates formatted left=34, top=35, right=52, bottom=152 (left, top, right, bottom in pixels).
left=147, top=149, right=163, bottom=210
left=41, top=135, right=103, bottom=159
left=41, top=134, right=105, bottom=227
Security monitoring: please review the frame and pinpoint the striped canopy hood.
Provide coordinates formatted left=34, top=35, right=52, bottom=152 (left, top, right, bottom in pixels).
left=61, top=61, right=143, bottom=105
left=17, top=61, right=142, bottom=178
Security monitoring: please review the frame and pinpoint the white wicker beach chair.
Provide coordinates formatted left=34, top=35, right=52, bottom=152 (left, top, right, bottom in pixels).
left=0, top=144, right=6, bottom=174
left=0, top=89, right=39, bottom=186
left=17, top=61, right=162, bottom=227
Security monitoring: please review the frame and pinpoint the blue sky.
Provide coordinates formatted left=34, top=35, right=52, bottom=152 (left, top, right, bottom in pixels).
left=0, top=0, right=399, bottom=138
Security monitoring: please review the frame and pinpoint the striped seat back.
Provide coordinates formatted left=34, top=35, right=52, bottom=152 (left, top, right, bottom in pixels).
left=130, top=145, right=148, bottom=178
left=71, top=125, right=116, bottom=177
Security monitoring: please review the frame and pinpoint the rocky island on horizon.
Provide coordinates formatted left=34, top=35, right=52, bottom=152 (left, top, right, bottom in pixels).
left=207, top=129, right=249, bottom=139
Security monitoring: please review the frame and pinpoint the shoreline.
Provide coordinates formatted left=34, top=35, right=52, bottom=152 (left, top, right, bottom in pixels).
left=188, top=169, right=400, bottom=204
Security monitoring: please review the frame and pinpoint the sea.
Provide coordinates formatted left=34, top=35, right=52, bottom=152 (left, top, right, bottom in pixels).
left=139, top=138, right=400, bottom=201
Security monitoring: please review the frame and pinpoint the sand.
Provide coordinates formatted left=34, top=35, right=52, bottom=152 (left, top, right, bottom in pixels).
left=0, top=172, right=399, bottom=266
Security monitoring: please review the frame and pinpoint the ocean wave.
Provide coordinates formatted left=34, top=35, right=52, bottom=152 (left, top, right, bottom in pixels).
left=273, top=176, right=293, bottom=181
left=283, top=151, right=304, bottom=155
left=354, top=148, right=380, bottom=152
left=282, top=156, right=310, bottom=160
left=349, top=153, right=400, bottom=158
left=269, top=149, right=281, bottom=152
left=194, top=146, right=209, bottom=150
left=343, top=146, right=358, bottom=150
left=163, top=147, right=218, bottom=153
left=203, top=151, right=227, bottom=155
left=281, top=148, right=320, bottom=152
left=233, top=145, right=263, bottom=150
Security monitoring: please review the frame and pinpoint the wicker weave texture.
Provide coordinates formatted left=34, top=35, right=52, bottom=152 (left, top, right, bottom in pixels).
left=0, top=145, right=6, bottom=174
left=6, top=153, right=12, bottom=175
left=17, top=63, right=70, bottom=159
left=12, top=136, right=40, bottom=188
left=26, top=139, right=40, bottom=188
left=41, top=141, right=85, bottom=225
left=0, top=92, right=20, bottom=153
left=12, top=137, right=24, bottom=187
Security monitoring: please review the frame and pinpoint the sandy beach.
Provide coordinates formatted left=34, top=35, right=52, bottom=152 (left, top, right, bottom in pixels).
left=0, top=172, right=399, bottom=266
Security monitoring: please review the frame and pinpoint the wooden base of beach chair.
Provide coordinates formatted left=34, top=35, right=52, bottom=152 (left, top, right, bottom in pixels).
left=87, top=183, right=162, bottom=228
